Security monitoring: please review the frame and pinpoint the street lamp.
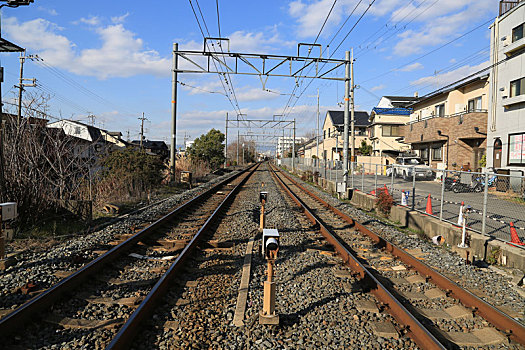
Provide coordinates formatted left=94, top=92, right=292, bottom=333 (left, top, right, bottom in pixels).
left=437, top=130, right=449, bottom=169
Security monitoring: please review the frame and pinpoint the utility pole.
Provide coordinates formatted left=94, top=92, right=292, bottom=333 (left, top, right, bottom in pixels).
left=224, top=112, right=228, bottom=168
left=237, top=130, right=239, bottom=165
left=170, top=43, right=178, bottom=182
left=126, top=129, right=130, bottom=142
left=343, top=50, right=350, bottom=188
left=350, top=48, right=355, bottom=177
left=138, top=112, right=147, bottom=149
left=16, top=52, right=38, bottom=124
left=316, top=88, right=320, bottom=163
left=292, top=118, right=296, bottom=171
left=87, top=114, right=96, bottom=126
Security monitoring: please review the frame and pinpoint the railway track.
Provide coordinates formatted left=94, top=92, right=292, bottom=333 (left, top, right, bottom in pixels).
left=0, top=164, right=259, bottom=349
left=270, top=163, right=525, bottom=349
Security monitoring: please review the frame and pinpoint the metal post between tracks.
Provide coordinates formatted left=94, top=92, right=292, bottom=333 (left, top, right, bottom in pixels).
left=412, top=166, right=416, bottom=211
left=106, top=164, right=260, bottom=350
left=170, top=43, right=178, bottom=182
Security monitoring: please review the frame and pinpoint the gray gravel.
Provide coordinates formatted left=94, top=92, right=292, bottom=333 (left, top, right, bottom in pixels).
left=0, top=169, right=239, bottom=311
left=284, top=168, right=525, bottom=326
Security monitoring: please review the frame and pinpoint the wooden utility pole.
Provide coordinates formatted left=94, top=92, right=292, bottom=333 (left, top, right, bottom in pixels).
left=138, top=113, right=148, bottom=149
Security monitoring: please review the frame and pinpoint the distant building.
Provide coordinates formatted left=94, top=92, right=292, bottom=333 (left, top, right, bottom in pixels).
left=487, top=1, right=525, bottom=173
left=131, top=140, right=169, bottom=160
left=47, top=119, right=127, bottom=160
left=277, top=136, right=306, bottom=158
left=321, top=110, right=370, bottom=161
left=369, top=96, right=415, bottom=157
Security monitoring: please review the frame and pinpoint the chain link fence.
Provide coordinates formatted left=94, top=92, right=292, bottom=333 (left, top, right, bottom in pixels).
left=279, top=157, right=525, bottom=246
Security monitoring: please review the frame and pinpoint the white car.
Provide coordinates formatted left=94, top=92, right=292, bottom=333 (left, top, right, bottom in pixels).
left=389, top=156, right=434, bottom=180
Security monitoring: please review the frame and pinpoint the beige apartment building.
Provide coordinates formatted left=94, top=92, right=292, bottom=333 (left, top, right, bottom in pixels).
left=320, top=110, right=370, bottom=162
left=401, top=75, right=489, bottom=170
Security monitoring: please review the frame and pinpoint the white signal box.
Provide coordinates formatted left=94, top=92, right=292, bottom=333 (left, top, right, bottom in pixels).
left=1, top=203, right=17, bottom=221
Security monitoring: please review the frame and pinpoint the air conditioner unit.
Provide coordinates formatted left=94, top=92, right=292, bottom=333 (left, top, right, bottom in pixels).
left=501, top=35, right=510, bottom=47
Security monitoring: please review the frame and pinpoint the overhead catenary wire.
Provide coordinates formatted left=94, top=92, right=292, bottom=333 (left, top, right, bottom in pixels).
left=189, top=0, right=242, bottom=115
left=284, top=0, right=376, bottom=117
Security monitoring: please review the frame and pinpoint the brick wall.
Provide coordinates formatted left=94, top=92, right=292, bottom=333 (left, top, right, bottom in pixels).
left=400, top=112, right=488, bottom=169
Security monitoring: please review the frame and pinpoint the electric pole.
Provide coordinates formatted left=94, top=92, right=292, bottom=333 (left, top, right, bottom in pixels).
left=350, top=48, right=355, bottom=178
left=316, top=89, right=320, bottom=164
left=138, top=113, right=148, bottom=149
left=170, top=43, right=178, bottom=182
left=224, top=112, right=228, bottom=168
left=237, top=130, right=239, bottom=165
left=16, top=52, right=38, bottom=124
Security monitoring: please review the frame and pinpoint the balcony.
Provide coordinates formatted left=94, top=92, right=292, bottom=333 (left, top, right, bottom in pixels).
left=401, top=110, right=487, bottom=145
left=500, top=0, right=522, bottom=16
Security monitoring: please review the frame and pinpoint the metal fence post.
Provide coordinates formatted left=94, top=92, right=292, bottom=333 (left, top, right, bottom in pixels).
left=361, top=164, right=365, bottom=191
left=439, top=169, right=446, bottom=221
left=481, top=172, right=489, bottom=236
left=390, top=166, right=394, bottom=197
left=412, top=166, right=416, bottom=211
left=351, top=162, right=355, bottom=189
left=374, top=164, right=378, bottom=197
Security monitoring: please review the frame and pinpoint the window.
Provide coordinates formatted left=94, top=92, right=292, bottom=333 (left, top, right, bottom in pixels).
left=74, top=126, right=81, bottom=134
left=410, top=123, right=413, bottom=131
left=512, top=23, right=524, bottom=42
left=467, top=96, right=482, bottom=111
left=323, top=130, right=326, bottom=140
left=370, top=126, right=375, bottom=138
left=382, top=125, right=400, bottom=137
left=420, top=147, right=429, bottom=161
left=435, top=104, right=445, bottom=117
left=508, top=133, right=525, bottom=165
left=432, top=146, right=442, bottom=161
left=510, top=77, right=525, bottom=97
left=328, top=128, right=331, bottom=138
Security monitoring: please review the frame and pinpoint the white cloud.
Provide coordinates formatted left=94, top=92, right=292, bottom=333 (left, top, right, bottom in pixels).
left=398, top=62, right=424, bottom=72
left=228, top=28, right=295, bottom=52
left=111, top=13, right=130, bottom=24
left=288, top=0, right=365, bottom=38
left=410, top=61, right=488, bottom=88
left=37, top=7, right=58, bottom=16
left=371, top=84, right=386, bottom=92
left=392, top=0, right=493, bottom=56
left=4, top=17, right=170, bottom=79
left=77, top=16, right=101, bottom=26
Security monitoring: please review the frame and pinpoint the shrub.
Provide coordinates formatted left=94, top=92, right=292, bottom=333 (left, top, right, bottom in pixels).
left=375, top=189, right=394, bottom=215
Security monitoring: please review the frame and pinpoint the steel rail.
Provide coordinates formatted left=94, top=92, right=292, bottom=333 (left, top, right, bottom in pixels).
left=269, top=165, right=446, bottom=350
left=107, top=163, right=260, bottom=349
left=272, top=164, right=525, bottom=346
left=0, top=165, right=255, bottom=336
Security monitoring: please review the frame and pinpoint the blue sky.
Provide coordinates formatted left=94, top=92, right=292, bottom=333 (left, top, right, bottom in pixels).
left=1, top=0, right=496, bottom=147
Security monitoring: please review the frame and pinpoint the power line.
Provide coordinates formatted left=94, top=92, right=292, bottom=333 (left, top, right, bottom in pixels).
left=188, top=0, right=242, bottom=115
left=360, top=16, right=495, bottom=84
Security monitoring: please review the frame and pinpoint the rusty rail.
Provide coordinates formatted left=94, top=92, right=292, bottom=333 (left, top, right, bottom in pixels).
left=272, top=164, right=525, bottom=346
left=269, top=165, right=446, bottom=350
left=0, top=164, right=257, bottom=338
left=107, top=163, right=259, bottom=349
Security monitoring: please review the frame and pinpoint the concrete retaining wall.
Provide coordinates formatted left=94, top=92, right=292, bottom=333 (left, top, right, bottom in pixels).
left=347, top=190, right=525, bottom=271
left=291, top=168, right=525, bottom=271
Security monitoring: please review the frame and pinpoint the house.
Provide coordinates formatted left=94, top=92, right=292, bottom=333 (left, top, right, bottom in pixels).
left=300, top=137, right=317, bottom=158
left=321, top=110, right=370, bottom=161
left=131, top=140, right=169, bottom=160
left=369, top=96, right=415, bottom=158
left=400, top=75, right=489, bottom=170
left=487, top=0, right=525, bottom=174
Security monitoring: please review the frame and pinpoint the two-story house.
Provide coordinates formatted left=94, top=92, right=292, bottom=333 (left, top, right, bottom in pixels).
left=487, top=1, right=525, bottom=174
left=321, top=110, right=370, bottom=161
left=369, top=96, right=416, bottom=158
left=400, top=75, right=489, bottom=170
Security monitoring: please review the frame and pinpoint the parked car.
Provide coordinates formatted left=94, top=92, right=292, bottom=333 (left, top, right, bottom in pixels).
left=391, top=155, right=434, bottom=180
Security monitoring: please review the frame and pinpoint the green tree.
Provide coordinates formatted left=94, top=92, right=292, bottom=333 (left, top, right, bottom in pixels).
left=359, top=140, right=373, bottom=156
left=187, top=129, right=225, bottom=169
left=100, top=148, right=164, bottom=198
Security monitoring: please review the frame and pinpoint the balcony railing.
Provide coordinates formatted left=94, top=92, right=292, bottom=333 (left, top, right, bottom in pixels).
left=406, top=109, right=487, bottom=124
left=500, top=0, right=521, bottom=16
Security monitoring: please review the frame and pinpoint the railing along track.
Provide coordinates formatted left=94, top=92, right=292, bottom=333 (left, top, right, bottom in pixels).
left=271, top=163, right=525, bottom=348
